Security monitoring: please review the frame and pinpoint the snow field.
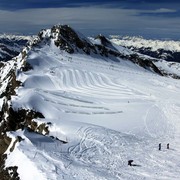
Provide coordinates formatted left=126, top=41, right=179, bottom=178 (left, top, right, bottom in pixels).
left=6, top=43, right=180, bottom=179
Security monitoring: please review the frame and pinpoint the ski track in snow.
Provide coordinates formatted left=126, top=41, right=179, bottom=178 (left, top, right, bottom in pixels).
left=5, top=46, right=180, bottom=179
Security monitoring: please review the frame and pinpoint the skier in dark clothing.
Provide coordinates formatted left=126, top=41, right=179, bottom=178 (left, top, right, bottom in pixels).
left=128, top=160, right=133, bottom=166
left=167, top=143, right=169, bottom=149
left=159, top=143, right=161, bottom=150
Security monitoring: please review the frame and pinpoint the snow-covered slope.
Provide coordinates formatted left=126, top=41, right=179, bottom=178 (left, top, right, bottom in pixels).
left=110, top=35, right=180, bottom=63
left=1, top=25, right=180, bottom=180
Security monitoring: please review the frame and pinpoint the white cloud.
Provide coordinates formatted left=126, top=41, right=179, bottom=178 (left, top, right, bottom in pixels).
left=156, top=8, right=177, bottom=13
left=142, top=8, right=177, bottom=14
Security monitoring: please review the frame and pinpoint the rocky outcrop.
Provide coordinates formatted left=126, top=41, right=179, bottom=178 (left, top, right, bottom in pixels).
left=0, top=135, right=19, bottom=180
left=95, top=34, right=119, bottom=52
left=0, top=70, right=21, bottom=100
left=37, top=25, right=97, bottom=55
left=0, top=154, right=19, bottom=180
left=127, top=54, right=163, bottom=75
left=0, top=106, right=45, bottom=132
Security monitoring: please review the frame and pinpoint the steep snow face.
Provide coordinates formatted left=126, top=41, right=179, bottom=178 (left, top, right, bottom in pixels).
left=7, top=35, right=180, bottom=179
left=110, top=36, right=180, bottom=63
left=0, top=34, right=32, bottom=61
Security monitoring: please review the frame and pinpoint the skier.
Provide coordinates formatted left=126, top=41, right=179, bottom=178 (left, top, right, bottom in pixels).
left=167, top=143, right=169, bottom=149
left=159, top=143, right=161, bottom=151
left=128, top=160, right=133, bottom=166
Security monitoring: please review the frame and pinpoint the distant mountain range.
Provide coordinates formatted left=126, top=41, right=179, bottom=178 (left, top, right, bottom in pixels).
left=0, top=34, right=32, bottom=62
left=110, top=35, right=180, bottom=63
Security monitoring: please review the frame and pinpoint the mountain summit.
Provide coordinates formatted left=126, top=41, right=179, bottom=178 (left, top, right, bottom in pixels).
left=30, top=25, right=180, bottom=78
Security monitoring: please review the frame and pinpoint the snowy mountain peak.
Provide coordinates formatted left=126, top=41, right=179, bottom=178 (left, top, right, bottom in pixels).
left=36, top=25, right=96, bottom=54
left=95, top=34, right=119, bottom=52
left=95, top=34, right=111, bottom=46
left=35, top=25, right=124, bottom=58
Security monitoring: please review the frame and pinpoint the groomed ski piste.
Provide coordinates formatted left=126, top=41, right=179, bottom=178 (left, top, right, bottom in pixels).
left=4, top=38, right=180, bottom=179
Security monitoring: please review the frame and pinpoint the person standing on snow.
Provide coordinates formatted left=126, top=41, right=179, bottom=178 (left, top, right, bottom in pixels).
left=159, top=143, right=161, bottom=150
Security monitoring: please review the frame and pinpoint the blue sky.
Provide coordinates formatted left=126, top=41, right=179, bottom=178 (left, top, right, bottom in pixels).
left=0, top=0, right=180, bottom=39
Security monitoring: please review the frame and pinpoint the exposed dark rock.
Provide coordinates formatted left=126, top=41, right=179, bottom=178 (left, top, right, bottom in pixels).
left=10, top=136, right=24, bottom=153
left=0, top=154, right=20, bottom=180
left=0, top=136, right=20, bottom=180
left=159, top=70, right=180, bottom=79
left=95, top=44, right=109, bottom=57
left=95, top=34, right=118, bottom=52
left=0, top=62, right=5, bottom=68
left=127, top=54, right=163, bottom=76
left=0, top=97, right=45, bottom=134
left=52, top=25, right=97, bottom=54
left=37, top=123, right=49, bottom=135
left=0, top=134, right=11, bottom=155
left=2, top=107, right=44, bottom=132
left=27, top=121, right=49, bottom=135
left=21, top=61, right=33, bottom=72
left=0, top=70, right=21, bottom=100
